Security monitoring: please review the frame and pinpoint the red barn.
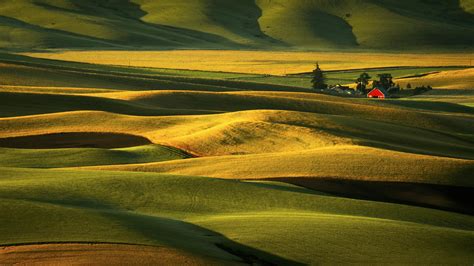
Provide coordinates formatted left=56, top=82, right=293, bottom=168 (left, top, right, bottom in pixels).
left=367, top=88, right=387, bottom=99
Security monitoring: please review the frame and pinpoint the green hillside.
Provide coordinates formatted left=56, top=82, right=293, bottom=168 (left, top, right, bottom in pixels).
left=1, top=167, right=473, bottom=264
left=0, top=144, right=190, bottom=168
left=0, top=22, right=473, bottom=263
left=0, top=0, right=473, bottom=50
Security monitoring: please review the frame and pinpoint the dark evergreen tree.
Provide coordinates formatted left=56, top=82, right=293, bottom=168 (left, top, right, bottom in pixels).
left=377, top=73, right=394, bottom=90
left=372, top=80, right=381, bottom=89
left=311, top=63, right=327, bottom=90
left=356, top=72, right=371, bottom=92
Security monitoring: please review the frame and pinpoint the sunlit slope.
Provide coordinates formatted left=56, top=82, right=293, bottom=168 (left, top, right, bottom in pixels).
left=194, top=213, right=474, bottom=265
left=255, top=0, right=474, bottom=48
left=0, top=53, right=310, bottom=93
left=0, top=0, right=473, bottom=49
left=394, top=68, right=474, bottom=106
left=100, top=89, right=474, bottom=116
left=1, top=107, right=473, bottom=160
left=396, top=68, right=474, bottom=90
left=26, top=50, right=472, bottom=76
left=134, top=0, right=279, bottom=47
left=461, top=0, right=474, bottom=13
left=0, top=0, right=231, bottom=50
left=1, top=167, right=473, bottom=264
left=86, top=146, right=474, bottom=187
left=256, top=0, right=358, bottom=47
left=0, top=15, right=110, bottom=50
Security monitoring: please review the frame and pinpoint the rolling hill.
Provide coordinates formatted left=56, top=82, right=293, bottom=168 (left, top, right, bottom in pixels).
left=0, top=0, right=473, bottom=50
left=1, top=14, right=473, bottom=264
left=1, top=167, right=473, bottom=264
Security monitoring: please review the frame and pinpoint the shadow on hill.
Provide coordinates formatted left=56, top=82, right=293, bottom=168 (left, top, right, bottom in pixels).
left=373, top=0, right=474, bottom=23
left=2, top=0, right=245, bottom=49
left=72, top=0, right=148, bottom=19
left=108, top=211, right=302, bottom=265
left=76, top=0, right=244, bottom=48
left=205, top=0, right=287, bottom=47
left=254, top=0, right=358, bottom=47
left=368, top=99, right=474, bottom=114
left=0, top=92, right=217, bottom=118
left=0, top=54, right=311, bottom=92
left=7, top=196, right=302, bottom=265
left=305, top=9, right=358, bottom=47
left=0, top=16, right=119, bottom=50
left=419, top=89, right=474, bottom=96
left=0, top=132, right=152, bottom=149
left=371, top=0, right=474, bottom=47
left=270, top=177, right=474, bottom=215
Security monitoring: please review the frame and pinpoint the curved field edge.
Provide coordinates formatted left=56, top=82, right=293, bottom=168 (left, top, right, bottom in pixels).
left=83, top=145, right=474, bottom=188
left=0, top=144, right=190, bottom=168
left=22, top=51, right=474, bottom=75
left=0, top=168, right=473, bottom=264
left=0, top=243, right=231, bottom=265
left=1, top=108, right=473, bottom=160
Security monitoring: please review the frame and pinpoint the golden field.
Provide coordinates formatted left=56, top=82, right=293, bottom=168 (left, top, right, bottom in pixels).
left=1, top=0, right=474, bottom=263
left=0, top=52, right=473, bottom=264
left=23, top=50, right=473, bottom=75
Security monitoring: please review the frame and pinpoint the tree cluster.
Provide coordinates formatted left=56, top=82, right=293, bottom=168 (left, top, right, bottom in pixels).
left=413, top=85, right=433, bottom=95
left=310, top=64, right=433, bottom=97
left=356, top=72, right=371, bottom=92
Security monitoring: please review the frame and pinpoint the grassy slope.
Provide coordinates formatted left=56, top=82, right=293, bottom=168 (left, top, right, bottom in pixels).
left=1, top=53, right=473, bottom=263
left=0, top=167, right=473, bottom=264
left=396, top=68, right=474, bottom=90
left=394, top=68, right=474, bottom=107
left=0, top=53, right=312, bottom=93
left=0, top=0, right=473, bottom=50
left=0, top=0, right=231, bottom=50
left=134, top=0, right=277, bottom=47
left=0, top=145, right=189, bottom=168
left=1, top=108, right=473, bottom=159
left=462, top=0, right=474, bottom=13
left=85, top=146, right=474, bottom=187
left=256, top=0, right=474, bottom=49
left=256, top=0, right=358, bottom=48
left=240, top=66, right=469, bottom=88
left=25, top=50, right=473, bottom=75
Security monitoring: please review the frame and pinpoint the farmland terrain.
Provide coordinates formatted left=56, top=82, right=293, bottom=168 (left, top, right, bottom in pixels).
left=0, top=0, right=474, bottom=264
left=0, top=51, right=473, bottom=264
left=0, top=0, right=474, bottom=50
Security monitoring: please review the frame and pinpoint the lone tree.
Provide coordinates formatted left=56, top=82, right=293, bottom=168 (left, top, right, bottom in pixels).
left=311, top=63, right=327, bottom=90
left=356, top=72, right=371, bottom=92
left=376, top=73, right=394, bottom=90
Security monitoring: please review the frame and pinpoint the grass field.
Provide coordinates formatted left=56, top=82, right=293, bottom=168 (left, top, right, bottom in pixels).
left=1, top=0, right=474, bottom=263
left=0, top=50, right=473, bottom=264
left=1, top=168, right=473, bottom=264
left=0, top=50, right=474, bottom=265
left=24, top=50, right=474, bottom=75
left=1, top=0, right=474, bottom=50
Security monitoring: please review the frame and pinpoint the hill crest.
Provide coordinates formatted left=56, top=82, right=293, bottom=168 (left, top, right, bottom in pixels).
left=0, top=0, right=473, bottom=50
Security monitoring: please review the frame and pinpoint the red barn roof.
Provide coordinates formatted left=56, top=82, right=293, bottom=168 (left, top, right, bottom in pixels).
left=367, top=88, right=387, bottom=99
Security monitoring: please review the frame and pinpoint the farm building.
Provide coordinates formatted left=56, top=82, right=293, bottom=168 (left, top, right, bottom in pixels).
left=367, top=88, right=388, bottom=99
